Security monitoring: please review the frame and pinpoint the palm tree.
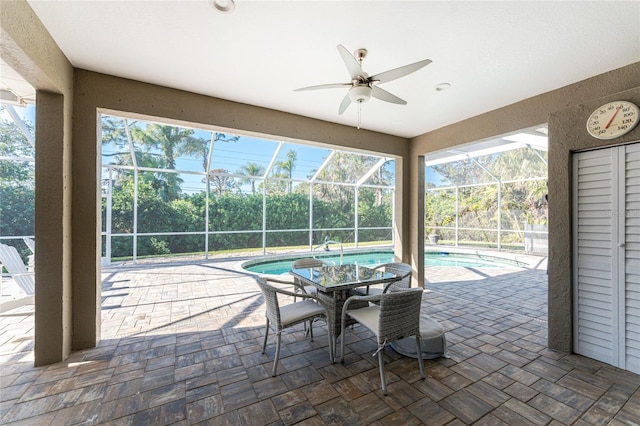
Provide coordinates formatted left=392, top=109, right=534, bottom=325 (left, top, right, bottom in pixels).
left=131, top=124, right=197, bottom=200
left=276, top=150, right=297, bottom=193
left=237, top=162, right=265, bottom=195
left=180, top=132, right=240, bottom=173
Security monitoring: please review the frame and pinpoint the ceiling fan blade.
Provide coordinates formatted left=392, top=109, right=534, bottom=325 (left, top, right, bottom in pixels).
left=338, top=93, right=352, bottom=115
left=294, top=83, right=351, bottom=91
left=371, top=86, right=407, bottom=105
left=369, top=59, right=432, bottom=84
left=337, top=44, right=364, bottom=80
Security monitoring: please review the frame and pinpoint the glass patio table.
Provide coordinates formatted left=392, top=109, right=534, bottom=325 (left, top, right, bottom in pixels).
left=290, top=264, right=397, bottom=358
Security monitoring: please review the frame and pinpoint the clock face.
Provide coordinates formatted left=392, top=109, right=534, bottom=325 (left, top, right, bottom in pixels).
left=587, top=101, right=640, bottom=140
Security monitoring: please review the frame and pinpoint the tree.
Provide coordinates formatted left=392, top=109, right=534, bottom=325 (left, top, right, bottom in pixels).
left=237, top=162, right=265, bottom=195
left=102, top=119, right=183, bottom=201
left=180, top=132, right=240, bottom=173
left=0, top=185, right=34, bottom=239
left=208, top=169, right=239, bottom=196
left=276, top=150, right=297, bottom=193
left=0, top=116, right=34, bottom=183
left=131, top=124, right=194, bottom=201
left=311, top=152, right=389, bottom=211
left=101, top=116, right=133, bottom=165
left=425, top=147, right=548, bottom=244
left=0, top=115, right=35, bottom=260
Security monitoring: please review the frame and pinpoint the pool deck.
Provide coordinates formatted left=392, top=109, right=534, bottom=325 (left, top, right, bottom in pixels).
left=1, top=250, right=640, bottom=424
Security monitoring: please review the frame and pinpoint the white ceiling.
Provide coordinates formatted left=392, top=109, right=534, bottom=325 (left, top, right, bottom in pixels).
left=18, top=1, right=640, bottom=138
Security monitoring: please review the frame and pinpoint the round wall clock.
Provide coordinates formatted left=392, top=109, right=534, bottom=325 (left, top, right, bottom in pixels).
left=586, top=100, right=640, bottom=140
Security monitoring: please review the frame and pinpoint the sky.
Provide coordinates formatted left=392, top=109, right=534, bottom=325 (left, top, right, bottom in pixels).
left=0, top=103, right=35, bottom=124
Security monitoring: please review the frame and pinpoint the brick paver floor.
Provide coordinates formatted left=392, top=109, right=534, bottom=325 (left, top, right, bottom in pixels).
left=1, top=253, right=639, bottom=425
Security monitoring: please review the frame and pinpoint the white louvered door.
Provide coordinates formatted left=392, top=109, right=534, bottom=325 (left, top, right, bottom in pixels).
left=623, top=144, right=640, bottom=374
left=573, top=148, right=619, bottom=366
left=573, top=143, right=640, bottom=374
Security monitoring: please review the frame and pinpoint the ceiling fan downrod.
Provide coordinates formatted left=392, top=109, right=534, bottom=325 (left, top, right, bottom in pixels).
left=354, top=48, right=368, bottom=65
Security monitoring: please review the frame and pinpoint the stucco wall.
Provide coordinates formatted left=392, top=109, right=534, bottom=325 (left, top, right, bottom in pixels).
left=409, top=62, right=640, bottom=352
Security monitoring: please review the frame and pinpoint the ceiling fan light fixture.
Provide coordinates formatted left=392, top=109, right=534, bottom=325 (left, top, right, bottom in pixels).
left=349, top=85, right=372, bottom=103
left=209, top=0, right=235, bottom=13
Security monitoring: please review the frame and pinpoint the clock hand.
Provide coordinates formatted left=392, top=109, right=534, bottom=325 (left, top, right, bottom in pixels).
left=605, top=106, right=622, bottom=129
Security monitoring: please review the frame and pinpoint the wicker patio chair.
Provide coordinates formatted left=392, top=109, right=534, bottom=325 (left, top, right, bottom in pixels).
left=291, top=257, right=328, bottom=301
left=339, top=287, right=425, bottom=395
left=364, top=262, right=412, bottom=297
left=256, top=276, right=333, bottom=376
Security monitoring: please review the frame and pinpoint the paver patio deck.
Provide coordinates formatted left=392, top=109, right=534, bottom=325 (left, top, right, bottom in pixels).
left=1, top=253, right=639, bottom=425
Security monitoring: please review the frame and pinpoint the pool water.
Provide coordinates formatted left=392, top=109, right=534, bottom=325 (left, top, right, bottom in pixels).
left=243, top=251, right=521, bottom=275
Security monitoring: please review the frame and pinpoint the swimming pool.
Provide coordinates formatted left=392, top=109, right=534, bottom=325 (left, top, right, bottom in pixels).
left=241, top=250, right=525, bottom=275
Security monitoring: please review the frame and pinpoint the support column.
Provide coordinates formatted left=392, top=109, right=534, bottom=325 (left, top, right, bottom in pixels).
left=71, top=73, right=100, bottom=350
left=393, top=155, right=414, bottom=280
left=35, top=92, right=72, bottom=365
left=415, top=156, right=425, bottom=287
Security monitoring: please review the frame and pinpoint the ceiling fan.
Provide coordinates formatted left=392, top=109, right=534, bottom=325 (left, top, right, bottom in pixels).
left=295, top=45, right=432, bottom=124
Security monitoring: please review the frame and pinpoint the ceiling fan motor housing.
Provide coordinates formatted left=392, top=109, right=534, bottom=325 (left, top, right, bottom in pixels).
left=349, top=85, right=372, bottom=103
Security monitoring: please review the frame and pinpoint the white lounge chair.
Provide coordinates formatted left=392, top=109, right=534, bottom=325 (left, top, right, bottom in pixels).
left=22, top=237, right=35, bottom=271
left=22, top=237, right=35, bottom=254
left=0, top=243, right=35, bottom=312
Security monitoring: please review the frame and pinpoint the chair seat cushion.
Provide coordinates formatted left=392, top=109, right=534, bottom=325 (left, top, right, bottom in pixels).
left=280, top=300, right=326, bottom=326
left=345, top=305, right=380, bottom=334
left=389, top=315, right=447, bottom=359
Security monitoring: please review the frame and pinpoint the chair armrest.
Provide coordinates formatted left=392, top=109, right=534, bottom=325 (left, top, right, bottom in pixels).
left=263, top=276, right=295, bottom=286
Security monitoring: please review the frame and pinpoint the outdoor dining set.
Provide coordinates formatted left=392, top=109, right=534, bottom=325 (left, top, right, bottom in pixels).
left=256, top=259, right=447, bottom=396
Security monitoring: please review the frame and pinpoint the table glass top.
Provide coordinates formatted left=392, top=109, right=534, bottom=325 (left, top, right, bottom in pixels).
left=290, top=264, right=395, bottom=290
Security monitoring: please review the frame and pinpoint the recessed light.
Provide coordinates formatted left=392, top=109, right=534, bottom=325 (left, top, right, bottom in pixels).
left=209, top=0, right=235, bottom=13
left=435, top=83, right=451, bottom=91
